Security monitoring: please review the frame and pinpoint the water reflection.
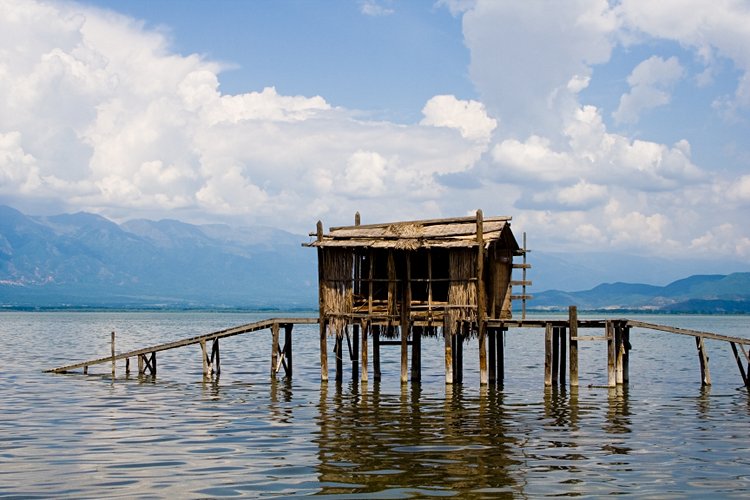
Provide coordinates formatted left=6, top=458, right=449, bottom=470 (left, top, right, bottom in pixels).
left=314, top=383, right=521, bottom=497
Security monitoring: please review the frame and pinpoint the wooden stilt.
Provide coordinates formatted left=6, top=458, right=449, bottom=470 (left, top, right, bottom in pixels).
left=476, top=210, right=488, bottom=386
left=695, top=336, right=711, bottom=386
left=271, top=323, right=280, bottom=378
left=200, top=339, right=210, bottom=376
left=83, top=365, right=88, bottom=375
left=211, top=338, right=221, bottom=376
left=410, top=326, right=421, bottom=382
left=559, top=326, right=566, bottom=387
left=352, top=323, right=360, bottom=381
left=284, top=324, right=293, bottom=378
left=456, top=325, right=464, bottom=384
left=730, top=342, right=749, bottom=388
left=497, top=327, right=505, bottom=386
left=138, top=354, right=144, bottom=375
left=488, top=327, right=496, bottom=384
left=616, top=323, right=624, bottom=385
left=544, top=323, right=552, bottom=386
left=111, top=331, right=116, bottom=377
left=361, top=321, right=368, bottom=383
left=400, top=324, right=409, bottom=384
left=320, top=320, right=328, bottom=382
left=569, top=306, right=579, bottom=388
left=444, top=318, right=454, bottom=385
left=125, top=357, right=130, bottom=375
left=551, top=326, right=559, bottom=386
left=607, top=321, right=616, bottom=388
left=335, top=332, right=343, bottom=383
left=622, top=326, right=630, bottom=384
left=373, top=325, right=381, bottom=381
left=317, top=221, right=328, bottom=383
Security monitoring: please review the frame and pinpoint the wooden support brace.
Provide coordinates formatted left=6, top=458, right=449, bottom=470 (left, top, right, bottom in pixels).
left=284, top=324, right=293, bottom=378
left=695, top=336, right=711, bottom=386
left=730, top=342, right=749, bottom=388
left=211, top=338, right=221, bottom=376
left=271, top=323, right=280, bottom=378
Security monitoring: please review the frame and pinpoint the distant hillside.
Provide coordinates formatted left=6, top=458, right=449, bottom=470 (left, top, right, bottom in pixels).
left=530, top=273, right=750, bottom=313
left=0, top=205, right=317, bottom=308
left=2, top=205, right=749, bottom=313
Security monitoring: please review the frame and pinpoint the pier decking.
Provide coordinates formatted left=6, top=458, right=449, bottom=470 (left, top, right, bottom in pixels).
left=46, top=310, right=750, bottom=390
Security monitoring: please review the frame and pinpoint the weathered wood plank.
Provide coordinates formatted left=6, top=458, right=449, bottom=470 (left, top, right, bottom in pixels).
left=627, top=320, right=750, bottom=345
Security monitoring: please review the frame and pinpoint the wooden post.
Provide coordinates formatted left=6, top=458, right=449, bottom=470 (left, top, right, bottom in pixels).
left=125, top=357, right=130, bottom=375
left=559, top=326, right=566, bottom=387
left=488, top=327, right=496, bottom=384
left=111, top=331, right=116, bottom=377
left=444, top=317, right=454, bottom=385
left=544, top=323, right=552, bottom=386
left=551, top=326, right=559, bottom=386
left=411, top=326, right=422, bottom=382
left=271, top=322, right=280, bottom=378
left=317, top=221, right=328, bottom=382
left=622, top=326, right=630, bottom=384
left=695, top=336, right=711, bottom=386
left=335, top=332, right=343, bottom=383
left=284, top=324, right=293, bottom=378
left=212, top=338, right=221, bottom=376
left=497, top=327, right=505, bottom=386
left=569, top=306, right=579, bottom=387
left=373, top=325, right=381, bottom=381
left=616, top=323, right=624, bottom=385
left=476, top=209, right=488, bottom=385
left=730, top=342, right=749, bottom=388
left=138, top=354, right=144, bottom=375
left=361, top=320, right=369, bottom=383
left=606, top=321, right=616, bottom=388
left=200, top=339, right=210, bottom=376
left=400, top=254, right=411, bottom=384
left=352, top=323, right=360, bottom=382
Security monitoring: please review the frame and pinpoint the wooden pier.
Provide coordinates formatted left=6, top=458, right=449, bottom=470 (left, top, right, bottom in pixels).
left=45, top=212, right=750, bottom=391
left=46, top=308, right=750, bottom=391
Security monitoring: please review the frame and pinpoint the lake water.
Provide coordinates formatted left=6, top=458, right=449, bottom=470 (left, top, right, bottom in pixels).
left=1, top=311, right=749, bottom=498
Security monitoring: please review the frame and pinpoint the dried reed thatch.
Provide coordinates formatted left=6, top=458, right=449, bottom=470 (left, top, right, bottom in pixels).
left=447, top=249, right=478, bottom=338
left=321, top=248, right=352, bottom=338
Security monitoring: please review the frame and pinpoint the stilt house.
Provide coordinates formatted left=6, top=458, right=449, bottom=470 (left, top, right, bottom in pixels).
left=305, top=210, right=528, bottom=383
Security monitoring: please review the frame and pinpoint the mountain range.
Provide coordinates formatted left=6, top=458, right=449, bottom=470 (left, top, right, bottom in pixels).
left=1, top=205, right=748, bottom=312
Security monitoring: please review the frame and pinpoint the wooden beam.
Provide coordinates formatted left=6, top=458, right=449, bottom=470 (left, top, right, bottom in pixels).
left=361, top=320, right=368, bottom=383
left=558, top=326, right=566, bottom=387
left=373, top=325, right=381, bottom=382
left=111, top=331, right=116, bottom=377
left=551, top=326, right=559, bottom=386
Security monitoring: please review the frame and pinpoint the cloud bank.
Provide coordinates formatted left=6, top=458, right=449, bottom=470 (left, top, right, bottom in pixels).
left=1, top=0, right=749, bottom=261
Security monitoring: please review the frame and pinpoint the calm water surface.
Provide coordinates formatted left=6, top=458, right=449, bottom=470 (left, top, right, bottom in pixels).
left=1, top=312, right=749, bottom=498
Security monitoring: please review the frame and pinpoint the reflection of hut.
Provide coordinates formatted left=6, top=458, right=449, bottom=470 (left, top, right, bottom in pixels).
left=305, top=210, right=528, bottom=384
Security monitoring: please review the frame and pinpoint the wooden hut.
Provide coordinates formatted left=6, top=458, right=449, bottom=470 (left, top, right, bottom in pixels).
left=305, top=210, right=528, bottom=385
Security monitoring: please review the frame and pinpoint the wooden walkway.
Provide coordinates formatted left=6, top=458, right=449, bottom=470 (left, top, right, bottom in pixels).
left=45, top=317, right=318, bottom=377
left=45, top=311, right=750, bottom=390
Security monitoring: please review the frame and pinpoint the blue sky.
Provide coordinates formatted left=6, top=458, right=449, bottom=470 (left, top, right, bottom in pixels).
left=1, top=0, right=750, bottom=267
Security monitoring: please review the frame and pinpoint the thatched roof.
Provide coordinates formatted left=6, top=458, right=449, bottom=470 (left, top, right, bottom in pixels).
left=306, top=215, right=521, bottom=252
